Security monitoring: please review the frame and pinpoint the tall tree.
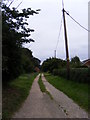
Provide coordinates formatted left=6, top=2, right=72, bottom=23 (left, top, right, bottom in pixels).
left=70, top=56, right=81, bottom=68
left=21, top=48, right=41, bottom=73
left=41, top=58, right=66, bottom=73
left=2, top=3, right=39, bottom=82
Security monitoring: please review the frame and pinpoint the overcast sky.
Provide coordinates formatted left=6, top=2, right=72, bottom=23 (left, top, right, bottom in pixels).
left=10, top=0, right=89, bottom=63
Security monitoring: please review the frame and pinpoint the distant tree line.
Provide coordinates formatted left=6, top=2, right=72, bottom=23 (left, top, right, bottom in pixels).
left=41, top=58, right=67, bottom=73
left=41, top=56, right=82, bottom=73
left=2, top=2, right=40, bottom=84
left=41, top=56, right=89, bottom=83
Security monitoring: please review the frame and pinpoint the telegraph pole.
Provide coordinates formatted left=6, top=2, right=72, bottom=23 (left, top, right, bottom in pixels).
left=54, top=50, right=56, bottom=58
left=62, top=6, right=70, bottom=79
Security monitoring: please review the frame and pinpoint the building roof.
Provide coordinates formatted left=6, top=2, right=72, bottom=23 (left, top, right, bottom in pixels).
left=83, top=59, right=90, bottom=63
left=82, top=59, right=90, bottom=67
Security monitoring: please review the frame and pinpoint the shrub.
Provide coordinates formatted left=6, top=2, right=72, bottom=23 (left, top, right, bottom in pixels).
left=53, top=68, right=89, bottom=83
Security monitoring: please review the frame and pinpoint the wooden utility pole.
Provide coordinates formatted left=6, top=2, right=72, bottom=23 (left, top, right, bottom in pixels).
left=62, top=8, right=70, bottom=79
left=54, top=50, right=56, bottom=58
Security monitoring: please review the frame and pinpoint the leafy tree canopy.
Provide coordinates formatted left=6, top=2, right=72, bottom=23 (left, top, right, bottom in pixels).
left=70, top=56, right=81, bottom=68
left=21, top=48, right=41, bottom=73
left=2, top=2, right=40, bottom=83
left=41, top=58, right=66, bottom=73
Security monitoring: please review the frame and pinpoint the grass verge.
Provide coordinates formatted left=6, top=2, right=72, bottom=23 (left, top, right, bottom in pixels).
left=38, top=75, right=46, bottom=92
left=45, top=73, right=89, bottom=112
left=2, top=73, right=38, bottom=119
left=38, top=74, right=53, bottom=100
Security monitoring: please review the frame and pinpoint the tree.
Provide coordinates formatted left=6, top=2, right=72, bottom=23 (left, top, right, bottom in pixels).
left=21, top=48, right=41, bottom=73
left=70, top=56, right=81, bottom=68
left=2, top=3, right=39, bottom=83
left=21, top=48, right=34, bottom=73
left=33, top=57, right=41, bottom=68
left=41, top=58, right=66, bottom=73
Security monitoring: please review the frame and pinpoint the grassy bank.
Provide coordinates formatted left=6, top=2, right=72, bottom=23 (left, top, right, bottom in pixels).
left=3, top=73, right=38, bottom=119
left=45, top=73, right=89, bottom=112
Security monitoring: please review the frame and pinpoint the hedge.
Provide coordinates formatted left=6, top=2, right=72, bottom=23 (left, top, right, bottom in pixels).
left=53, top=68, right=90, bottom=83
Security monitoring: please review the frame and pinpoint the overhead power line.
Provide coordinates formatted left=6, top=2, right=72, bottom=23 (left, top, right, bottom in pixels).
left=16, top=0, right=23, bottom=9
left=8, top=0, right=15, bottom=7
left=62, top=0, right=64, bottom=9
left=55, top=16, right=63, bottom=50
left=64, top=10, right=90, bottom=32
left=8, top=0, right=23, bottom=9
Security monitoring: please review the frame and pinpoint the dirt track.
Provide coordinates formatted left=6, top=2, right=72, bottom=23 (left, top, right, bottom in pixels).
left=13, top=74, right=88, bottom=118
left=13, top=74, right=66, bottom=118
left=41, top=73, right=88, bottom=118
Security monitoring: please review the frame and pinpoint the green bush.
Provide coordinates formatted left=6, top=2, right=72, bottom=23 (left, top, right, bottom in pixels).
left=53, top=68, right=89, bottom=83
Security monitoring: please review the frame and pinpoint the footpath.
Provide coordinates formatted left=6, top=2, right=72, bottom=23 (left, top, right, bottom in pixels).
left=41, top=73, right=88, bottom=118
left=13, top=74, right=66, bottom=118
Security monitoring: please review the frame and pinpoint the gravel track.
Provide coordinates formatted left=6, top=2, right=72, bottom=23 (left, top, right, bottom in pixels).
left=13, top=74, right=66, bottom=118
left=41, top=73, right=88, bottom=118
